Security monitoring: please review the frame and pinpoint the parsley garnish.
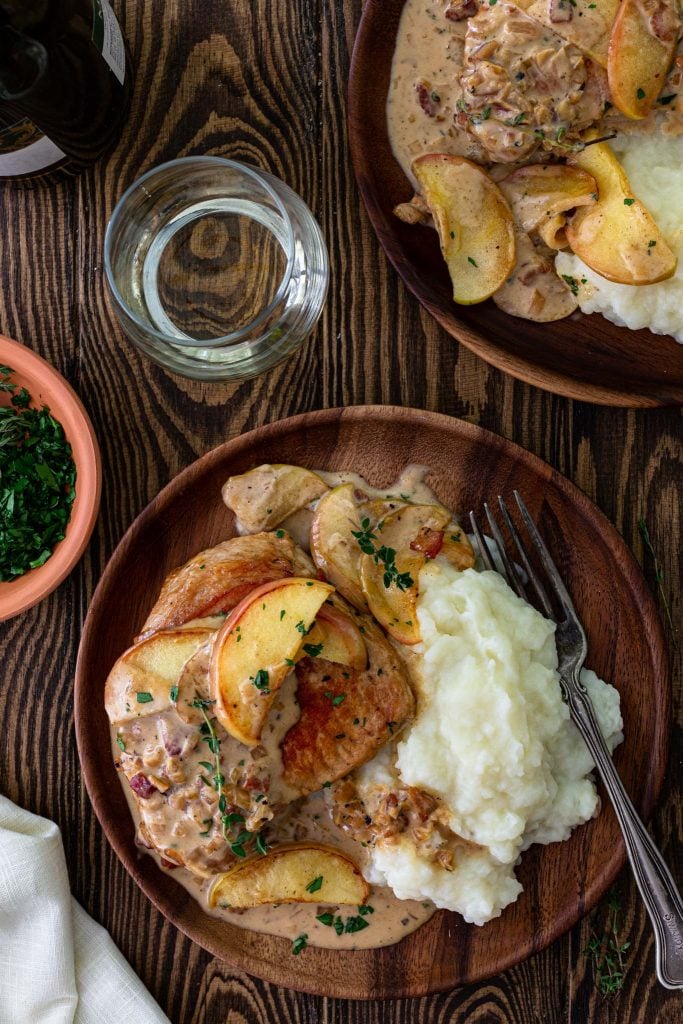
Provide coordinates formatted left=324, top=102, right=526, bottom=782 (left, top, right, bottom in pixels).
left=169, top=685, right=178, bottom=702
left=0, top=366, right=77, bottom=581
left=305, top=875, right=324, bottom=894
left=303, top=642, right=324, bottom=657
left=467, top=256, right=478, bottom=267
left=116, top=736, right=125, bottom=751
left=252, top=669, right=270, bottom=692
left=136, top=692, right=153, bottom=704
left=636, top=87, right=646, bottom=100
left=623, top=198, right=635, bottom=206
left=292, top=933, right=308, bottom=955
left=561, top=274, right=579, bottom=296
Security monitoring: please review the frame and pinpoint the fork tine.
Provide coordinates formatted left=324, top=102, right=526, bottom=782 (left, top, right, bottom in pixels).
left=513, top=491, right=578, bottom=620
left=498, top=496, right=555, bottom=620
left=468, top=511, right=496, bottom=573
left=483, top=502, right=527, bottom=601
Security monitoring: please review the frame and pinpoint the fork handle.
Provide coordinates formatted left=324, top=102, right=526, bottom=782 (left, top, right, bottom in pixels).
left=564, top=675, right=683, bottom=989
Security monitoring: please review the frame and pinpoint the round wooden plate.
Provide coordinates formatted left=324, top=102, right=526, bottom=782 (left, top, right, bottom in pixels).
left=75, top=407, right=669, bottom=998
left=348, top=0, right=683, bottom=407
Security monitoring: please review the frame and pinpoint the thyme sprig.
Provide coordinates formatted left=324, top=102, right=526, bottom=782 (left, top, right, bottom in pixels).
left=638, top=517, right=677, bottom=648
left=583, top=888, right=630, bottom=996
left=190, top=697, right=268, bottom=857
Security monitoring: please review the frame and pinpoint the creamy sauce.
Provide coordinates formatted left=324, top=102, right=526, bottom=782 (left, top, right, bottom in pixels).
left=387, top=0, right=481, bottom=187
left=109, top=467, right=455, bottom=951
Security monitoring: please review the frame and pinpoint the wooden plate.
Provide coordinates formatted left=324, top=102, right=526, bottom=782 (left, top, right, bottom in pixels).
left=75, top=407, right=669, bottom=997
left=348, top=0, right=683, bottom=407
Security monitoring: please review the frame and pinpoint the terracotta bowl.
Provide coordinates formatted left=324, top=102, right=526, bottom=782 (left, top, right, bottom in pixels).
left=0, top=335, right=101, bottom=621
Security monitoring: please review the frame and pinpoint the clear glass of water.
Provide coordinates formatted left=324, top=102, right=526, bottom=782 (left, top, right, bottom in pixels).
left=104, top=157, right=329, bottom=381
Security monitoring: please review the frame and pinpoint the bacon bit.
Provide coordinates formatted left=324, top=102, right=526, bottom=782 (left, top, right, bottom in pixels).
left=415, top=81, right=439, bottom=117
left=445, top=0, right=478, bottom=20
left=410, top=528, right=444, bottom=560
left=129, top=772, right=158, bottom=799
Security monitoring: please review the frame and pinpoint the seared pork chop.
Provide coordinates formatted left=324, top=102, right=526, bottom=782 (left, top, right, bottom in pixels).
left=281, top=617, right=415, bottom=795
left=137, top=532, right=299, bottom=640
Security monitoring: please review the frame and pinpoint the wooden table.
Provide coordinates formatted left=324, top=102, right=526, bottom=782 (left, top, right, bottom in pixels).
left=0, top=1, right=681, bottom=1021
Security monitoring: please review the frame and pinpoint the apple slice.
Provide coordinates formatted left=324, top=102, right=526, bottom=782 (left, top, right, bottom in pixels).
left=207, top=843, right=370, bottom=909
left=210, top=577, right=333, bottom=745
left=608, top=0, right=677, bottom=119
left=105, top=628, right=214, bottom=724
left=566, top=143, right=676, bottom=285
left=222, top=464, right=328, bottom=532
left=499, top=164, right=598, bottom=250
left=412, top=154, right=515, bottom=305
left=360, top=504, right=450, bottom=645
left=310, top=483, right=368, bottom=611
left=302, top=602, right=367, bottom=671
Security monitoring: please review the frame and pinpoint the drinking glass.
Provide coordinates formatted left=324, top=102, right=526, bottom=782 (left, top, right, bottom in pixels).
left=104, top=156, right=329, bottom=381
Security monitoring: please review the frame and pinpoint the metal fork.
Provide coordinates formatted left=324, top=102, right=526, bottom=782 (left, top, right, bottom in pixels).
left=469, top=492, right=683, bottom=990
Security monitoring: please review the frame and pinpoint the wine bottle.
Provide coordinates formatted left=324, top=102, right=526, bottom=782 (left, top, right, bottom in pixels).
left=0, top=0, right=132, bottom=182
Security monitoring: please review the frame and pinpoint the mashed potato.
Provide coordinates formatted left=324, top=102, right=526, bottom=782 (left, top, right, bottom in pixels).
left=359, top=562, right=623, bottom=926
left=555, top=136, right=683, bottom=342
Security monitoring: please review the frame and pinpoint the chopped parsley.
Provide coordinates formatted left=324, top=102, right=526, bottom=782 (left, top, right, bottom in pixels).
left=292, top=933, right=308, bottom=955
left=344, top=915, right=370, bottom=934
left=358, top=905, right=374, bottom=916
left=0, top=366, right=77, bottom=581
left=467, top=256, right=478, bottom=267
left=169, top=685, right=179, bottom=702
left=561, top=274, right=579, bottom=296
left=303, top=642, right=324, bottom=658
left=275, top=528, right=285, bottom=538
left=305, top=875, right=324, bottom=894
left=636, top=87, right=646, bottom=100
left=252, top=669, right=270, bottom=692
left=116, top=736, right=126, bottom=751
left=136, top=692, right=153, bottom=704
left=623, top=198, right=635, bottom=206
left=255, top=833, right=269, bottom=856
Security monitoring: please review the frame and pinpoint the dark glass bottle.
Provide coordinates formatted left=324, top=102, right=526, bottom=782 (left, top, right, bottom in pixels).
left=0, top=0, right=132, bottom=181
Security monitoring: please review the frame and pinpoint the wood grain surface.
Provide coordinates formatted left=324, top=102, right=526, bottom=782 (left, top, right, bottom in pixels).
left=0, top=1, right=681, bottom=1022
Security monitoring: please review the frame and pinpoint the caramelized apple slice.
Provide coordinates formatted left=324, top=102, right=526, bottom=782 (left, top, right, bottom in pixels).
left=105, top=628, right=214, bottom=724
left=210, top=577, right=333, bottom=745
left=302, top=602, right=368, bottom=671
left=222, top=464, right=328, bottom=532
left=413, top=154, right=515, bottom=305
left=499, top=164, right=598, bottom=250
left=360, top=504, right=449, bottom=645
left=310, top=483, right=368, bottom=611
left=608, top=0, right=678, bottom=119
left=208, top=843, right=370, bottom=909
left=567, top=143, right=676, bottom=284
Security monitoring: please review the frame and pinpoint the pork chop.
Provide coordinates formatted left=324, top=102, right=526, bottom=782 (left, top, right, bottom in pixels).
left=281, top=617, right=415, bottom=795
left=137, top=532, right=298, bottom=640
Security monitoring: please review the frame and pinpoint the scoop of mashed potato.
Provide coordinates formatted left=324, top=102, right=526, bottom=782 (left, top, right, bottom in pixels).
left=555, top=135, right=683, bottom=342
left=359, top=561, right=623, bottom=926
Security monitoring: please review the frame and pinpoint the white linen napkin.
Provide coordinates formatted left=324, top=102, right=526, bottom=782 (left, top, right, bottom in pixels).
left=0, top=795, right=170, bottom=1024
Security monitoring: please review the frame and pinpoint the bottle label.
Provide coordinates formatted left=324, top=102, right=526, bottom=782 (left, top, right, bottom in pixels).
left=92, top=0, right=126, bottom=86
left=0, top=117, right=65, bottom=175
